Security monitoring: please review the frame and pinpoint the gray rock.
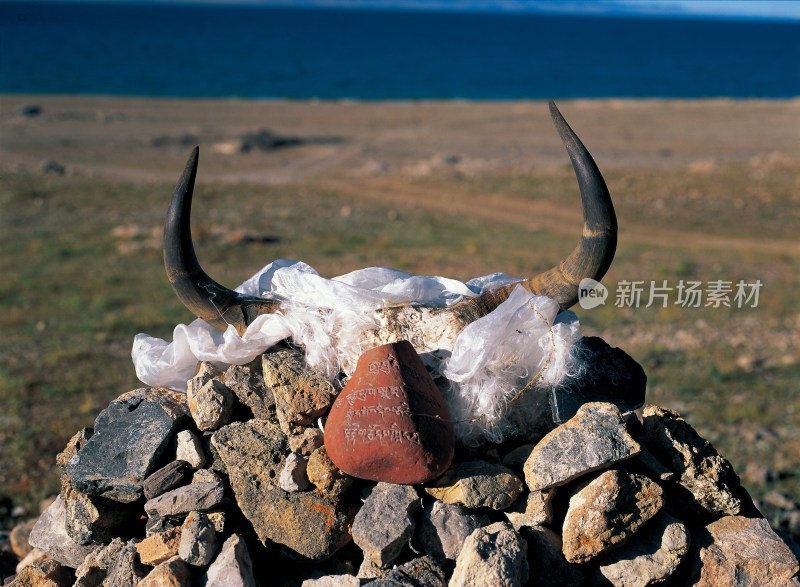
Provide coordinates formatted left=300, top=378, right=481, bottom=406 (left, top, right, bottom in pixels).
left=200, top=534, right=256, bottom=587
left=503, top=489, right=556, bottom=531
left=143, top=460, right=192, bottom=500
left=691, top=515, right=800, bottom=586
left=357, top=558, right=384, bottom=580
left=189, top=380, right=234, bottom=432
left=562, top=470, right=664, bottom=564
left=449, top=522, right=528, bottom=587
left=352, top=483, right=421, bottom=567
left=73, top=537, right=129, bottom=587
left=642, top=405, right=741, bottom=516
left=519, top=526, right=584, bottom=587
left=65, top=388, right=189, bottom=503
left=306, top=446, right=354, bottom=496
left=262, top=347, right=337, bottom=434
left=176, top=430, right=206, bottom=469
left=104, top=538, right=148, bottom=587
left=524, top=402, right=641, bottom=492
left=28, top=495, right=97, bottom=568
left=222, top=357, right=275, bottom=420
left=425, top=461, right=523, bottom=510
left=144, top=481, right=225, bottom=518
left=146, top=513, right=181, bottom=537
left=363, top=556, right=446, bottom=586
left=212, top=420, right=354, bottom=561
left=599, top=513, right=690, bottom=587
left=279, top=453, right=310, bottom=492
left=416, top=501, right=490, bottom=561
left=179, top=511, right=219, bottom=567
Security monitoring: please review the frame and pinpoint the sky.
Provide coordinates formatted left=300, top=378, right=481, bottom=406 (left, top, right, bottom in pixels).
left=10, top=0, right=800, bottom=21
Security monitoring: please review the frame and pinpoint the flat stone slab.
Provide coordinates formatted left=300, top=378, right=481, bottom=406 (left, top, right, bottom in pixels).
left=144, top=482, right=225, bottom=518
left=65, top=387, right=189, bottom=503
left=524, top=402, right=640, bottom=492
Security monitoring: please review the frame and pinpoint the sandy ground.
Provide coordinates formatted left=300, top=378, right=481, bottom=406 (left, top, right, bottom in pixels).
left=2, top=95, right=799, bottom=184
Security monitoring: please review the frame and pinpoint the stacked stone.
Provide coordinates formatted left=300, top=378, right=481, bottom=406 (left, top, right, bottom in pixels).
left=6, top=343, right=800, bottom=586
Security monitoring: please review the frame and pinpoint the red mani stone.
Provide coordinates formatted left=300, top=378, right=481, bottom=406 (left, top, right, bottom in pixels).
left=324, top=340, right=455, bottom=485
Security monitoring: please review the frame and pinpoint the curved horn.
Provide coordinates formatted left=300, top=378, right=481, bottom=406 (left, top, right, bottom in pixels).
left=164, top=147, right=280, bottom=334
left=479, top=101, right=617, bottom=312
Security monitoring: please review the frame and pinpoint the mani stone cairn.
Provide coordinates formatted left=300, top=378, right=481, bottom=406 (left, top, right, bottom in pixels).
left=7, top=340, right=800, bottom=587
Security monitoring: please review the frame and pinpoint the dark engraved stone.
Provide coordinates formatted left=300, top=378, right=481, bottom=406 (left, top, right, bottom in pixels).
left=142, top=460, right=192, bottom=500
left=550, top=336, right=646, bottom=424
left=325, top=340, right=455, bottom=485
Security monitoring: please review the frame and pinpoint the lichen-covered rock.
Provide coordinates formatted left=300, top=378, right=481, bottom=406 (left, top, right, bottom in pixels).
left=144, top=481, right=224, bottom=518
left=28, top=496, right=98, bottom=569
left=62, top=483, right=139, bottom=545
left=306, top=446, right=353, bottom=496
left=188, top=380, right=234, bottom=432
left=425, top=461, right=523, bottom=510
left=176, top=430, right=206, bottom=469
left=503, top=489, right=556, bottom=530
left=449, top=522, right=528, bottom=587
left=64, top=388, right=189, bottom=503
left=352, top=483, right=421, bottom=567
left=363, top=556, right=446, bottom=586
left=212, top=419, right=354, bottom=561
left=262, top=346, right=336, bottom=434
left=416, top=501, right=490, bottom=561
left=524, top=402, right=640, bottom=492
left=179, top=511, right=218, bottom=567
left=642, top=405, right=741, bottom=516
left=562, top=470, right=664, bottom=564
left=200, top=534, right=256, bottom=587
left=691, top=515, right=800, bottom=586
left=599, top=513, right=690, bottom=586
left=136, top=527, right=182, bottom=566
left=289, top=427, right=325, bottom=455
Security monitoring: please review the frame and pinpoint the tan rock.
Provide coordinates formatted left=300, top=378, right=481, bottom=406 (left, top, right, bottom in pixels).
left=10, top=557, right=73, bottom=587
left=307, top=446, right=353, bottom=496
left=138, top=556, right=192, bottom=587
left=504, top=489, right=556, bottom=530
left=449, top=522, right=528, bottom=587
left=693, top=516, right=799, bottom=586
left=524, top=402, right=641, bottom=492
left=262, top=347, right=336, bottom=434
left=288, top=427, right=325, bottom=455
left=136, top=527, right=182, bottom=566
left=16, top=549, right=48, bottom=574
left=425, top=460, right=523, bottom=510
left=562, top=470, right=664, bottom=564
left=10, top=518, right=37, bottom=558
left=188, top=379, right=234, bottom=432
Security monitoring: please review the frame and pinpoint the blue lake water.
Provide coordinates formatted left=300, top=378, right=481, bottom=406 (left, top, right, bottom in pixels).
left=1, top=2, right=799, bottom=99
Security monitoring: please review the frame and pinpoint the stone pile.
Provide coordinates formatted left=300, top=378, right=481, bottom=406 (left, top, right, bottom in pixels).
left=5, top=342, right=800, bottom=586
